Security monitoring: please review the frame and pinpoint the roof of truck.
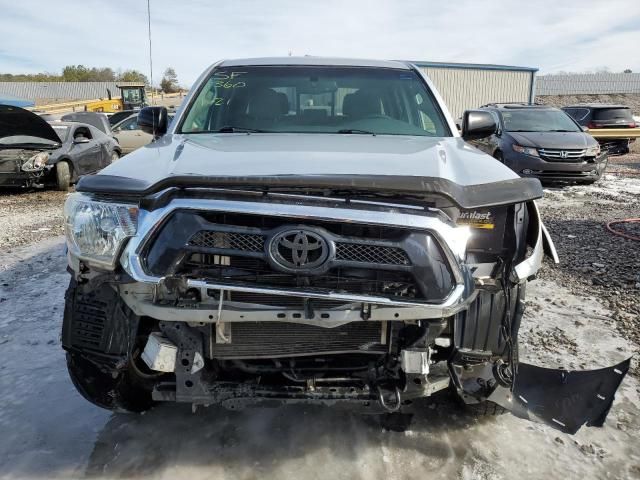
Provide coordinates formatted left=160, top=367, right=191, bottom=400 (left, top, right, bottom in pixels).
left=217, top=57, right=538, bottom=72
left=218, top=57, right=411, bottom=69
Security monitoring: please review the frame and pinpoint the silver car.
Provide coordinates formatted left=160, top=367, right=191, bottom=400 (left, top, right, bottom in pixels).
left=112, top=112, right=174, bottom=154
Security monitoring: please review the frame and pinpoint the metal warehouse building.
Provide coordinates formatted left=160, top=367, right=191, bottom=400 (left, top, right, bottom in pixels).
left=413, top=61, right=538, bottom=119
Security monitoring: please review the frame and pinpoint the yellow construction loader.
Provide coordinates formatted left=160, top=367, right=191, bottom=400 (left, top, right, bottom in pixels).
left=84, top=83, right=147, bottom=113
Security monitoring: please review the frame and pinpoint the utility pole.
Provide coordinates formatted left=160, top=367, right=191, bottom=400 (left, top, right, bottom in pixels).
left=147, top=0, right=154, bottom=105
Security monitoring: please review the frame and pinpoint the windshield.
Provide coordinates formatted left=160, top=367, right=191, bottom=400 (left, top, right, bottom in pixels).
left=51, top=125, right=69, bottom=142
left=180, top=66, right=450, bottom=136
left=122, top=88, right=143, bottom=104
left=501, top=109, right=581, bottom=132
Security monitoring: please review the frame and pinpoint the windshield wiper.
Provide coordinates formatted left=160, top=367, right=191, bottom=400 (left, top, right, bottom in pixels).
left=336, top=129, right=376, bottom=135
left=215, top=126, right=270, bottom=133
left=548, top=129, right=575, bottom=132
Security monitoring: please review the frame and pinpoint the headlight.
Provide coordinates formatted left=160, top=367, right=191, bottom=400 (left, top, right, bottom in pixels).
left=512, top=145, right=539, bottom=157
left=21, top=152, right=49, bottom=172
left=586, top=144, right=601, bottom=156
left=64, top=193, right=138, bottom=269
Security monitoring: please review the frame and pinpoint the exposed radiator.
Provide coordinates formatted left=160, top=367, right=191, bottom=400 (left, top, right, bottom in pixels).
left=210, top=321, right=387, bottom=359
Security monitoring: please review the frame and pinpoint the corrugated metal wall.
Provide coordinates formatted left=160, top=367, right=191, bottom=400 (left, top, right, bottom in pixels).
left=419, top=67, right=533, bottom=118
left=536, top=73, right=640, bottom=95
left=0, top=82, right=141, bottom=103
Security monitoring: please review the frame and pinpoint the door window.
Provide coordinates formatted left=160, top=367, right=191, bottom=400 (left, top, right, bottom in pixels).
left=117, top=116, right=140, bottom=131
left=73, top=126, right=92, bottom=140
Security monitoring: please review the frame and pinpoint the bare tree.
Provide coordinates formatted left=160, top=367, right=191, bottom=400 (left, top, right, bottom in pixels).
left=160, top=67, right=179, bottom=93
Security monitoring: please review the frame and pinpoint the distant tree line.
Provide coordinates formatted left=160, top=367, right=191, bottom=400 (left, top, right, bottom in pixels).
left=0, top=65, right=183, bottom=93
left=0, top=65, right=150, bottom=85
left=550, top=67, right=634, bottom=75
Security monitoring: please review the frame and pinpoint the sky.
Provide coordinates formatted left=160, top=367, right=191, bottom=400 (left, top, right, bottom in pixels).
left=0, top=0, right=639, bottom=86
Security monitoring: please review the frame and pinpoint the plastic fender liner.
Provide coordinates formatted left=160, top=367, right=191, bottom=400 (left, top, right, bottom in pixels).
left=513, top=201, right=550, bottom=282
left=62, top=277, right=139, bottom=357
left=541, top=221, right=560, bottom=264
left=488, top=358, right=631, bottom=434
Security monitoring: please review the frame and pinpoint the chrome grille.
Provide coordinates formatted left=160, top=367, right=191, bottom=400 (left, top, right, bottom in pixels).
left=146, top=210, right=456, bottom=304
left=538, top=148, right=586, bottom=161
left=190, top=231, right=265, bottom=252
left=188, top=231, right=412, bottom=266
left=336, top=243, right=409, bottom=265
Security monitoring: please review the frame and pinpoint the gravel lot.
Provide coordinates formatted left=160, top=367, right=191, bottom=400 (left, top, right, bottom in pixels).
left=0, top=156, right=639, bottom=479
left=538, top=154, right=640, bottom=355
left=0, top=189, right=67, bottom=249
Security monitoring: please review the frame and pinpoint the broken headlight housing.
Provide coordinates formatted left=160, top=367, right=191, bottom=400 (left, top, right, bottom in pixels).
left=64, top=193, right=138, bottom=269
left=20, top=152, right=49, bottom=172
left=585, top=144, right=601, bottom=157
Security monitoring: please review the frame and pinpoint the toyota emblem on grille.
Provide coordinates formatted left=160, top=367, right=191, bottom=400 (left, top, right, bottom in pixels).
left=269, top=228, right=330, bottom=272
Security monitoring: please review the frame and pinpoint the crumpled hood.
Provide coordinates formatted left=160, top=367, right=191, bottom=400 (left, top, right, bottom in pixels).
left=0, top=104, right=62, bottom=146
left=507, top=131, right=596, bottom=149
left=99, top=133, right=521, bottom=185
left=79, top=133, right=543, bottom=208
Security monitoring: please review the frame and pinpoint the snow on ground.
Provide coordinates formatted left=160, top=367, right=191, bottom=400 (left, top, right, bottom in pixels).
left=1, top=237, right=639, bottom=480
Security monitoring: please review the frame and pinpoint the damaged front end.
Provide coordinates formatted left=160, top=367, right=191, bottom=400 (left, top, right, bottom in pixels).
left=0, top=149, right=52, bottom=187
left=61, top=187, right=629, bottom=433
left=0, top=104, right=61, bottom=187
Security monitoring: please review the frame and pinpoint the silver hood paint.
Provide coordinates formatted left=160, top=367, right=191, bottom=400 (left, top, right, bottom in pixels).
left=99, top=133, right=520, bottom=187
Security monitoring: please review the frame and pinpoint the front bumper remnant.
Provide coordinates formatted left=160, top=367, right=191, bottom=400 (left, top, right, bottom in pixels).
left=489, top=359, right=631, bottom=434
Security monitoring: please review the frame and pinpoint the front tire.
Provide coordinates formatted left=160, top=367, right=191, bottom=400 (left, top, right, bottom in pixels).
left=55, top=161, right=71, bottom=191
left=110, top=151, right=120, bottom=163
left=66, top=351, right=154, bottom=413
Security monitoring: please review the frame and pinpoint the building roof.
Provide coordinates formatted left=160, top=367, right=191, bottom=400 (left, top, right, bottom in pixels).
left=411, top=61, right=538, bottom=72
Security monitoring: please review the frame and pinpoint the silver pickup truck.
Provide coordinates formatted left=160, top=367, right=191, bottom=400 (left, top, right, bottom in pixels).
left=61, top=57, right=628, bottom=433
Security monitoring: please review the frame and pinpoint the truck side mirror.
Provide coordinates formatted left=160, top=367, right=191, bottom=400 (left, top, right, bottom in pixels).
left=461, top=110, right=497, bottom=141
left=138, top=106, right=168, bottom=137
